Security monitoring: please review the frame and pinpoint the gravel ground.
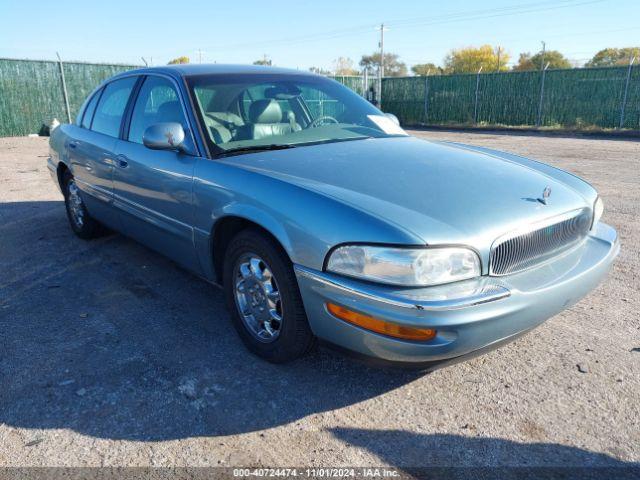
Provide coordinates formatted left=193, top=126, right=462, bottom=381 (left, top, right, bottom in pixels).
left=0, top=131, right=638, bottom=471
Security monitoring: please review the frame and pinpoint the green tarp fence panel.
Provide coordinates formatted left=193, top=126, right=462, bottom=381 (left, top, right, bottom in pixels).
left=0, top=58, right=136, bottom=136
left=0, top=60, right=367, bottom=137
left=1, top=58, right=638, bottom=136
left=381, top=65, right=640, bottom=130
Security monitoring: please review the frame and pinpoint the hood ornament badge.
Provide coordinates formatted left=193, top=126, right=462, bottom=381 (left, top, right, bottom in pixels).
left=538, top=186, right=552, bottom=205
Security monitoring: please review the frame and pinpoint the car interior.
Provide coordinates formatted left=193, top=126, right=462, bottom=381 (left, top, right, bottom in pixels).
left=194, top=83, right=332, bottom=146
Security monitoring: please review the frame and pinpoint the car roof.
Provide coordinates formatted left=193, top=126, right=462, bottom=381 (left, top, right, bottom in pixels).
left=112, top=63, right=317, bottom=80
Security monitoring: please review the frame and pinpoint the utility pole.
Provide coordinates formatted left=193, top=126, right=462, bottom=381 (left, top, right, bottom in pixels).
left=540, top=41, right=546, bottom=71
left=496, top=46, right=502, bottom=72
left=377, top=23, right=386, bottom=109
left=197, top=49, right=203, bottom=64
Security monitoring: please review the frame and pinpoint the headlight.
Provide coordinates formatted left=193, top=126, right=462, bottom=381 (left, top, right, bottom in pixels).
left=326, top=245, right=481, bottom=287
left=592, top=197, right=604, bottom=229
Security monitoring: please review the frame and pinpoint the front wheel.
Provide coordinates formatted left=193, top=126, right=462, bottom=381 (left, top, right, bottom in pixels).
left=223, top=229, right=316, bottom=363
left=62, top=170, right=105, bottom=239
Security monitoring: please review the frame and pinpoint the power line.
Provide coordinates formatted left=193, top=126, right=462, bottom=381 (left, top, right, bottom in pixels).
left=198, top=0, right=605, bottom=53
left=385, top=0, right=603, bottom=29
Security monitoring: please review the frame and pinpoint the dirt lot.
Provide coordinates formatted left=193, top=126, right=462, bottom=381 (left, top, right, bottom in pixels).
left=0, top=130, right=638, bottom=471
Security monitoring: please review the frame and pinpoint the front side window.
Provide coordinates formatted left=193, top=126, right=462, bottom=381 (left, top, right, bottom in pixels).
left=187, top=73, right=407, bottom=155
left=91, top=77, right=137, bottom=138
left=128, top=77, right=180, bottom=141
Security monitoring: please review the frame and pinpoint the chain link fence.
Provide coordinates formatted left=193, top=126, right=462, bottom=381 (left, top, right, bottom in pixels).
left=1, top=58, right=638, bottom=136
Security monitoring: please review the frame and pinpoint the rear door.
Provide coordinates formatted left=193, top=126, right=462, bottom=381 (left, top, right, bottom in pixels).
left=113, top=74, right=201, bottom=273
left=70, top=76, right=138, bottom=229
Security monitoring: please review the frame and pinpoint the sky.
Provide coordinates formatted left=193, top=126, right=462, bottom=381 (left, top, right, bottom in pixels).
left=0, top=0, right=638, bottom=71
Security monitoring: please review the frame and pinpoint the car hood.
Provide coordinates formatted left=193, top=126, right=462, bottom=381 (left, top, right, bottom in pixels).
left=227, top=136, right=592, bottom=248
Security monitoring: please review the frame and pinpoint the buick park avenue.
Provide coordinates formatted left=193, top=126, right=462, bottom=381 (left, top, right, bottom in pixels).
left=48, top=65, right=619, bottom=367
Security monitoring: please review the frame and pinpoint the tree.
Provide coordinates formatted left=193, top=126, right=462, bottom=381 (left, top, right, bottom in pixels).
left=443, top=45, right=510, bottom=74
left=513, top=50, right=571, bottom=71
left=411, top=63, right=442, bottom=76
left=253, top=56, right=272, bottom=66
left=167, top=56, right=189, bottom=65
left=333, top=57, right=359, bottom=76
left=359, top=52, right=407, bottom=77
left=586, top=47, right=640, bottom=67
left=309, top=66, right=331, bottom=75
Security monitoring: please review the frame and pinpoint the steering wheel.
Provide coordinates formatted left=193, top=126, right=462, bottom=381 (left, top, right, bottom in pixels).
left=308, top=115, right=339, bottom=128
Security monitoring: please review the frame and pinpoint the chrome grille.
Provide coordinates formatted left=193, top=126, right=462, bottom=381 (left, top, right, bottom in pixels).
left=490, top=209, right=592, bottom=275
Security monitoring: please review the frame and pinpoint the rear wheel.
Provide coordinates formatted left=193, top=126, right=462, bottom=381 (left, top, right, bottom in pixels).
left=223, top=229, right=315, bottom=363
left=62, top=170, right=104, bottom=239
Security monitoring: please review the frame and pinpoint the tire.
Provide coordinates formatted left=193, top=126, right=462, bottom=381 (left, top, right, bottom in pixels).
left=223, top=229, right=316, bottom=363
left=62, top=170, right=105, bottom=239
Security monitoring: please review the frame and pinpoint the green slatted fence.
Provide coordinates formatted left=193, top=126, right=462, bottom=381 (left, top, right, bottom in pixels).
left=1, top=58, right=638, bottom=136
left=0, top=58, right=136, bottom=136
left=381, top=65, right=640, bottom=130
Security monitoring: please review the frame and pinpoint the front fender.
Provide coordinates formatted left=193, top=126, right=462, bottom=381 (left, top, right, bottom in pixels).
left=192, top=158, right=423, bottom=281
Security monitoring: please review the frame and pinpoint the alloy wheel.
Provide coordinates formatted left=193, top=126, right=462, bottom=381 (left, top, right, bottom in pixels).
left=67, top=179, right=85, bottom=228
left=233, top=253, right=283, bottom=343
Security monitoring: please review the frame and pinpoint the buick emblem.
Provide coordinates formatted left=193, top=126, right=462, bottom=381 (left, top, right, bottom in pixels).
left=538, top=186, right=552, bottom=205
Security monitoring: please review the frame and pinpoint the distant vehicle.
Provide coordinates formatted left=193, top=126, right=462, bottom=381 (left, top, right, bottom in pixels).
left=48, top=65, right=618, bottom=367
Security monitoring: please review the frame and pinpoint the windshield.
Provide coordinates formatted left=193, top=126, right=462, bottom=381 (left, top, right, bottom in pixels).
left=186, top=73, right=407, bottom=156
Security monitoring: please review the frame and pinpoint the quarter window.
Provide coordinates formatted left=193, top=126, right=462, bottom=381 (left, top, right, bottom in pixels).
left=91, top=77, right=137, bottom=138
left=80, top=89, right=101, bottom=129
left=128, top=76, right=191, bottom=149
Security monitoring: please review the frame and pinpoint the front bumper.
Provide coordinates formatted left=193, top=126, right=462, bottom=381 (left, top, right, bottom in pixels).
left=294, top=222, right=619, bottom=367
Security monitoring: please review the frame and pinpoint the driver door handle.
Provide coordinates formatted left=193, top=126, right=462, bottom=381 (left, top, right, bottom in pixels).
left=115, top=154, right=129, bottom=168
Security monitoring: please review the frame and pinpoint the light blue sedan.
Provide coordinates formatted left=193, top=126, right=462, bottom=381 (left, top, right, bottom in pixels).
left=48, top=64, right=619, bottom=367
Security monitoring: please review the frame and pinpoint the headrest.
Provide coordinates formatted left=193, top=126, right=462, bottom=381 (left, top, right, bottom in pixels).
left=157, top=101, right=182, bottom=123
left=206, top=111, right=244, bottom=126
left=249, top=99, right=282, bottom=124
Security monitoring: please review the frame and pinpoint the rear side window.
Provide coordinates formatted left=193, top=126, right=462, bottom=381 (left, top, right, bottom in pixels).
left=91, top=77, right=137, bottom=138
left=81, top=89, right=101, bottom=129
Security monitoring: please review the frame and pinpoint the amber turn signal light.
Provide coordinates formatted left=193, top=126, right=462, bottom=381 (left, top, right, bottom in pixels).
left=326, top=303, right=437, bottom=341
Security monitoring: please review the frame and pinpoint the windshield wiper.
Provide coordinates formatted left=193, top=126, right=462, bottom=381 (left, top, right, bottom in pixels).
left=216, top=144, right=297, bottom=158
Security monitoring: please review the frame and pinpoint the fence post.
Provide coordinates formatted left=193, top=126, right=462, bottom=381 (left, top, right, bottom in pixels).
left=56, top=52, right=72, bottom=124
left=619, top=56, right=636, bottom=129
left=536, top=62, right=549, bottom=127
left=473, top=67, right=482, bottom=125
left=363, top=69, right=368, bottom=97
left=423, top=71, right=430, bottom=125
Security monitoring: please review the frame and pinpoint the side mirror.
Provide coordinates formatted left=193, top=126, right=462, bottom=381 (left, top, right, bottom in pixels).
left=384, top=113, right=400, bottom=126
left=142, top=122, right=185, bottom=151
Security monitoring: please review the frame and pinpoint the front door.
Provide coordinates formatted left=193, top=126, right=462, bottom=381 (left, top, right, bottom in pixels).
left=113, top=75, right=201, bottom=274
